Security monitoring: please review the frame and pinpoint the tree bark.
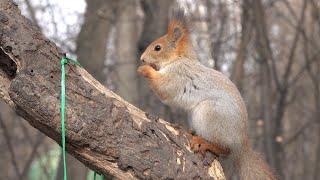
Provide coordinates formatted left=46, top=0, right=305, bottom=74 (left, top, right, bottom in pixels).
left=70, top=0, right=119, bottom=178
left=0, top=0, right=224, bottom=179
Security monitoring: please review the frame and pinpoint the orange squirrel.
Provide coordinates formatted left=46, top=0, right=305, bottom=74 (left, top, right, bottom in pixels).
left=137, top=10, right=275, bottom=180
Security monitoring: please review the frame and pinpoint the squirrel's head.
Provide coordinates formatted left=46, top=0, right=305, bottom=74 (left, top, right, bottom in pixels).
left=140, top=10, right=195, bottom=71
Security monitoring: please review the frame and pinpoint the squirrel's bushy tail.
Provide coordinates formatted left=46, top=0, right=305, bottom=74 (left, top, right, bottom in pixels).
left=237, top=149, right=276, bottom=180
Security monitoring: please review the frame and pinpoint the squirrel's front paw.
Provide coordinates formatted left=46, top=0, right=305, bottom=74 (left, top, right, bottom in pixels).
left=137, top=65, right=159, bottom=79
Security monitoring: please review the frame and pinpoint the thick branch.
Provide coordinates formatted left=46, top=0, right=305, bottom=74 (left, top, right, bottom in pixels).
left=0, top=0, right=224, bottom=179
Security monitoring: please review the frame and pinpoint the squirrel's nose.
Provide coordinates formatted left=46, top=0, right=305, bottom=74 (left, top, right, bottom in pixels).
left=140, top=52, right=146, bottom=63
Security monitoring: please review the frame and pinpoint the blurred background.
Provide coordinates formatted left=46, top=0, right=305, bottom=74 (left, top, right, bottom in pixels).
left=0, top=0, right=319, bottom=179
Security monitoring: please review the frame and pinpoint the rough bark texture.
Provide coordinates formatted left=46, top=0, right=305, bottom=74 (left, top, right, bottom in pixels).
left=0, top=0, right=225, bottom=179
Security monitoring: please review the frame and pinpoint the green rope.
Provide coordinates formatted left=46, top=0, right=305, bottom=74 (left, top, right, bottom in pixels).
left=60, top=57, right=67, bottom=180
left=60, top=56, right=103, bottom=180
left=93, top=172, right=105, bottom=180
left=59, top=56, right=81, bottom=180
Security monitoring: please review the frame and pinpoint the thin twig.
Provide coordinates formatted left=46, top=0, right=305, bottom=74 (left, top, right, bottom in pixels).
left=282, top=0, right=307, bottom=86
left=283, top=119, right=314, bottom=146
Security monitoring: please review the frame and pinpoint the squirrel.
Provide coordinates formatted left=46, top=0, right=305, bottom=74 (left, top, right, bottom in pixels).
left=137, top=10, right=276, bottom=180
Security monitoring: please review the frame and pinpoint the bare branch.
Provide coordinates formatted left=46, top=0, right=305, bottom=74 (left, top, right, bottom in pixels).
left=252, top=0, right=282, bottom=91
left=282, top=0, right=307, bottom=85
left=283, top=119, right=314, bottom=146
left=288, top=50, right=320, bottom=87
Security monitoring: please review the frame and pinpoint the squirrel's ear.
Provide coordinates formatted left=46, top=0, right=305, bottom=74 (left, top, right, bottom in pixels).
left=172, top=27, right=182, bottom=43
left=167, top=9, right=190, bottom=46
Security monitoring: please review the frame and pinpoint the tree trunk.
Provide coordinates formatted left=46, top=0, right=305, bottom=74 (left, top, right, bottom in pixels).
left=230, top=0, right=253, bottom=91
left=114, top=0, right=141, bottom=105
left=251, top=0, right=284, bottom=178
left=137, top=0, right=171, bottom=53
left=76, top=0, right=117, bottom=83
left=0, top=0, right=224, bottom=179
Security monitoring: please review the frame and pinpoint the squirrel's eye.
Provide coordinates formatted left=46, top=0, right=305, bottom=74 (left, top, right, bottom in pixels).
left=154, top=45, right=161, bottom=51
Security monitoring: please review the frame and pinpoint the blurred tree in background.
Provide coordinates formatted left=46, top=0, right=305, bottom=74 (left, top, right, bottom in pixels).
left=0, top=0, right=319, bottom=179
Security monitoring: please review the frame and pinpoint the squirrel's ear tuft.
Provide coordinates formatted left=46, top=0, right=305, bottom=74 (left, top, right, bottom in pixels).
left=168, top=9, right=190, bottom=45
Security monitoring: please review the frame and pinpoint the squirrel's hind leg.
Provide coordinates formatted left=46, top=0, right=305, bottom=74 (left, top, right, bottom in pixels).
left=190, top=135, right=230, bottom=157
